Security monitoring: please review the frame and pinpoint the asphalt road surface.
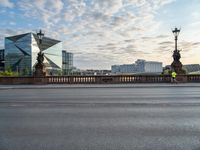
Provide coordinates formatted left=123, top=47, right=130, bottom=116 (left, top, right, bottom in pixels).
left=0, top=85, right=200, bottom=150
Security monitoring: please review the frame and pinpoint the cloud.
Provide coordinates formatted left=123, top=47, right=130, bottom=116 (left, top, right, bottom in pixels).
left=18, top=0, right=64, bottom=27
left=0, top=0, right=14, bottom=8
left=91, top=0, right=123, bottom=16
left=159, top=41, right=173, bottom=45
left=179, top=41, right=200, bottom=52
left=191, top=11, right=200, bottom=19
left=2, top=0, right=180, bottom=69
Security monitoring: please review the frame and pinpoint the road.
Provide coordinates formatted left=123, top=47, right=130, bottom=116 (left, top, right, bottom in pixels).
left=0, top=84, right=200, bottom=150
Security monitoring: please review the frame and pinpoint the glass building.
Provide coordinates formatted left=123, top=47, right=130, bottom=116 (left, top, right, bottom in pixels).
left=184, top=64, right=200, bottom=73
left=0, top=49, right=4, bottom=71
left=5, top=33, right=62, bottom=76
left=62, top=50, right=73, bottom=75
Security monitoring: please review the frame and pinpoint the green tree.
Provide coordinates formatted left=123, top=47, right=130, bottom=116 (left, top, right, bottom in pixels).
left=0, top=71, right=18, bottom=77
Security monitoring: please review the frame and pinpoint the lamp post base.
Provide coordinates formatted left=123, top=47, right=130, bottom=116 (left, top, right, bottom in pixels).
left=34, top=63, right=46, bottom=77
left=171, top=61, right=186, bottom=75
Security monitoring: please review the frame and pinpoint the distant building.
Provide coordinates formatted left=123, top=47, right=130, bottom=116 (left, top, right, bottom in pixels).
left=81, top=69, right=111, bottom=75
left=111, top=65, right=120, bottom=74
left=0, top=49, right=5, bottom=71
left=4, top=33, right=62, bottom=76
left=165, top=64, right=200, bottom=74
left=62, top=50, right=73, bottom=75
left=111, top=64, right=136, bottom=74
left=184, top=64, right=200, bottom=73
left=136, top=59, right=163, bottom=74
left=135, top=59, right=145, bottom=72
left=111, top=59, right=163, bottom=74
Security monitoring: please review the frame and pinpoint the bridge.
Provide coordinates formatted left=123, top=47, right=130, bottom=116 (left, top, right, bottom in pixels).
left=1, top=83, right=200, bottom=150
left=0, top=74, right=200, bottom=84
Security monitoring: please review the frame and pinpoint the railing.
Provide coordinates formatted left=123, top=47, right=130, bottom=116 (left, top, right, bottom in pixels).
left=0, top=75, right=200, bottom=84
left=46, top=75, right=172, bottom=84
left=187, top=75, right=200, bottom=82
left=0, top=75, right=172, bottom=84
left=0, top=77, right=47, bottom=84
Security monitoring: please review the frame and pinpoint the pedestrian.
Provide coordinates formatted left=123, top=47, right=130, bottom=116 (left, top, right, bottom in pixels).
left=171, top=71, right=177, bottom=83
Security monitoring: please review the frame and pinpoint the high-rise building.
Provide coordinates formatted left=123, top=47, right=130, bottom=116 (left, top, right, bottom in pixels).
left=5, top=33, right=62, bottom=76
left=0, top=49, right=4, bottom=71
left=62, top=50, right=73, bottom=75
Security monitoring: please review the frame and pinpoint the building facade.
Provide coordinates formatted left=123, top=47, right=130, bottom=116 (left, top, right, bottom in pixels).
left=0, top=49, right=4, bottom=71
left=81, top=69, right=111, bottom=75
left=136, top=59, right=163, bottom=74
left=62, top=50, right=73, bottom=75
left=5, top=33, right=62, bottom=76
left=112, top=59, right=163, bottom=74
left=111, top=64, right=136, bottom=74
left=184, top=64, right=200, bottom=73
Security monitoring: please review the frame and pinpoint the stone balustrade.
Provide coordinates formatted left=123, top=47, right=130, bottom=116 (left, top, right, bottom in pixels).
left=0, top=74, right=199, bottom=84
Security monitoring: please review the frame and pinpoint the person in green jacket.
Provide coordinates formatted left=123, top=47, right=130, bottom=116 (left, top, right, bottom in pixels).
left=171, top=71, right=177, bottom=83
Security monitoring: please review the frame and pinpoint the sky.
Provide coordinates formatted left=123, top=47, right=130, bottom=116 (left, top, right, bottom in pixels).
left=0, top=0, right=200, bottom=69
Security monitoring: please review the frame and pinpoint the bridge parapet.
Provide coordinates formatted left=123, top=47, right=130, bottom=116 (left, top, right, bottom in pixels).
left=0, top=75, right=200, bottom=84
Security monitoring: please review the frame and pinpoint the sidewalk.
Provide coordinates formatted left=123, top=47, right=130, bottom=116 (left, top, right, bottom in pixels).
left=0, top=83, right=200, bottom=89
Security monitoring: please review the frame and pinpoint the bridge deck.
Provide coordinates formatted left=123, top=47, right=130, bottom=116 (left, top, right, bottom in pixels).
left=0, top=85, right=200, bottom=149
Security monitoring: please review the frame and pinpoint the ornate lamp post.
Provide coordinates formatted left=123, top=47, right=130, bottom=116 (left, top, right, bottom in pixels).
left=34, top=30, right=46, bottom=77
left=172, top=27, right=180, bottom=51
left=171, top=27, right=185, bottom=74
left=37, top=29, right=44, bottom=45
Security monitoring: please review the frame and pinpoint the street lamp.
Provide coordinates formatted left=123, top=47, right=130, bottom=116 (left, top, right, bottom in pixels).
left=172, top=27, right=181, bottom=51
left=37, top=29, right=44, bottom=45
left=170, top=27, right=185, bottom=74
left=34, top=29, right=46, bottom=77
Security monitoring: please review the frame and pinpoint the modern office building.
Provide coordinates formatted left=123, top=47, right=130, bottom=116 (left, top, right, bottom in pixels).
left=136, top=59, right=163, bottom=74
left=111, top=64, right=136, bottom=74
left=62, top=50, right=73, bottom=75
left=135, top=59, right=145, bottom=72
left=0, top=49, right=5, bottom=71
left=111, top=65, right=120, bottom=74
left=4, top=33, right=62, bottom=76
left=111, top=59, right=163, bottom=74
